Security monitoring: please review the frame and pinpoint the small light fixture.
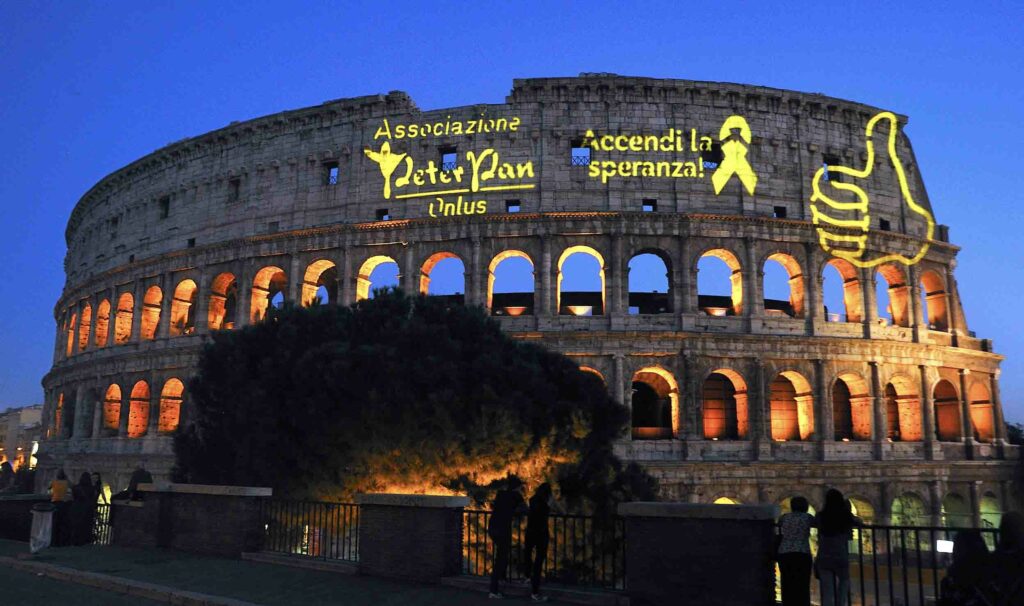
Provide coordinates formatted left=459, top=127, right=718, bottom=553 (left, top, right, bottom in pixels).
left=842, top=438, right=850, bottom=442
left=706, top=307, right=728, bottom=317
left=567, top=305, right=592, bottom=316
left=503, top=306, right=527, bottom=317
left=936, top=540, right=954, bottom=554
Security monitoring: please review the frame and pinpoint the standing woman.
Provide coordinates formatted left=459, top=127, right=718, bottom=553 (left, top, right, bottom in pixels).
left=48, top=470, right=72, bottom=546
left=523, top=483, right=554, bottom=603
left=70, top=472, right=95, bottom=545
left=777, top=496, right=814, bottom=606
left=815, top=489, right=860, bottom=606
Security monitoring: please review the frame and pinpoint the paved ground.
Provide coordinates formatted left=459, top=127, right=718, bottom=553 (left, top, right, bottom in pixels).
left=0, top=565, right=165, bottom=605
left=0, top=539, right=538, bottom=605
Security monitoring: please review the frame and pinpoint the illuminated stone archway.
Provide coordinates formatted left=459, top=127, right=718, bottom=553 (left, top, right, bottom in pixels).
left=128, top=381, right=150, bottom=439
left=356, top=256, right=399, bottom=301
left=919, top=269, right=949, bottom=331
left=630, top=366, right=679, bottom=440
left=714, top=496, right=742, bottom=505
left=141, top=286, right=162, bottom=340
left=65, top=312, right=77, bottom=357
left=78, top=303, right=92, bottom=352
left=579, top=366, right=606, bottom=384
left=697, top=248, right=743, bottom=316
left=251, top=266, right=287, bottom=322
left=94, top=299, right=111, bottom=348
left=763, top=253, right=805, bottom=318
left=876, top=264, right=910, bottom=327
left=159, top=378, right=184, bottom=434
left=702, top=369, right=749, bottom=440
left=169, top=280, right=198, bottom=337
left=822, top=258, right=863, bottom=323
left=628, top=250, right=671, bottom=314
left=207, top=272, right=238, bottom=330
left=102, top=384, right=122, bottom=436
left=419, top=252, right=465, bottom=299
left=980, top=493, right=1001, bottom=530
left=892, top=493, right=928, bottom=526
left=941, top=492, right=971, bottom=528
left=769, top=371, right=814, bottom=441
left=488, top=250, right=534, bottom=316
left=557, top=245, right=605, bottom=316
left=933, top=379, right=961, bottom=441
left=968, top=381, right=995, bottom=442
left=114, top=292, right=134, bottom=344
left=832, top=372, right=871, bottom=441
left=302, top=260, right=338, bottom=306
left=885, top=375, right=921, bottom=441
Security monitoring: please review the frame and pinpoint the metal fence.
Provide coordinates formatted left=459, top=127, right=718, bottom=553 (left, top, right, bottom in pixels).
left=93, top=503, right=112, bottom=546
left=463, top=510, right=626, bottom=590
left=260, top=500, right=359, bottom=562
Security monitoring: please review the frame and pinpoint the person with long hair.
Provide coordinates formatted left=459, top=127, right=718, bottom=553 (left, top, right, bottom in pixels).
left=938, top=529, right=992, bottom=605
left=487, top=476, right=527, bottom=599
left=814, top=489, right=860, bottom=606
left=777, top=496, right=814, bottom=606
left=989, top=511, right=1024, bottom=605
left=48, top=469, right=72, bottom=546
left=523, top=482, right=554, bottom=602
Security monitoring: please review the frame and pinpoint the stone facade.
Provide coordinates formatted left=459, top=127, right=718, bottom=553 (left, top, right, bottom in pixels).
left=41, top=75, right=1017, bottom=525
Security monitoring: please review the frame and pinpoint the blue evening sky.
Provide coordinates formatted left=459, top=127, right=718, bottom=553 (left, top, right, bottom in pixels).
left=1, top=2, right=1022, bottom=421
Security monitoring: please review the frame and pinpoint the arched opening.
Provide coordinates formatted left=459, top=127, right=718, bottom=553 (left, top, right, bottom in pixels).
left=980, top=493, right=1001, bottom=530
left=140, top=286, right=162, bottom=340
left=488, top=250, right=535, bottom=316
left=779, top=497, right=818, bottom=516
left=849, top=497, right=875, bottom=524
left=941, top=493, right=971, bottom=528
left=356, top=256, right=399, bottom=301
left=169, top=280, right=198, bottom=337
left=968, top=382, right=996, bottom=442
left=919, top=270, right=949, bottom=331
left=697, top=249, right=743, bottom=316
left=53, top=393, right=64, bottom=438
left=127, top=381, right=150, bottom=439
left=702, top=370, right=749, bottom=440
left=886, top=376, right=921, bottom=441
left=628, top=252, right=671, bottom=314
left=833, top=373, right=871, bottom=441
left=557, top=246, right=605, bottom=315
left=65, top=312, right=77, bottom=357
left=763, top=253, right=805, bottom=318
left=933, top=380, right=962, bottom=441
left=60, top=389, right=76, bottom=438
left=94, top=299, right=111, bottom=348
left=631, top=367, right=679, bottom=440
left=822, top=258, right=863, bottom=322
left=302, top=260, right=338, bottom=307
left=769, top=371, right=814, bottom=441
left=251, top=266, right=287, bottom=322
left=159, top=378, right=184, bottom=434
left=420, top=252, right=465, bottom=305
left=875, top=264, right=910, bottom=327
left=114, top=292, right=134, bottom=344
left=714, top=497, right=742, bottom=505
left=891, top=493, right=928, bottom=526
left=102, top=384, right=121, bottom=436
left=78, top=303, right=92, bottom=352
left=208, top=273, right=238, bottom=330
left=579, top=366, right=606, bottom=384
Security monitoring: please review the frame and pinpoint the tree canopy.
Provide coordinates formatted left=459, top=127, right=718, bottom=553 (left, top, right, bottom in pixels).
left=174, top=289, right=655, bottom=512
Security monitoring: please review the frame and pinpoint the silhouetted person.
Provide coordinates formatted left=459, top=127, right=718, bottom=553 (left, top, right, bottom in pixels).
left=112, top=464, right=153, bottom=501
left=938, top=529, right=992, bottom=606
left=488, top=477, right=526, bottom=599
left=778, top=496, right=814, bottom=606
left=523, top=483, right=553, bottom=602
left=91, top=472, right=108, bottom=505
left=49, top=470, right=72, bottom=546
left=0, top=461, right=14, bottom=492
left=71, top=472, right=96, bottom=545
left=815, top=489, right=860, bottom=606
left=989, top=511, right=1024, bottom=605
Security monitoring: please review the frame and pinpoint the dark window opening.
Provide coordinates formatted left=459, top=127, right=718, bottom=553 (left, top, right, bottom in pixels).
left=324, top=162, right=339, bottom=185
left=128, top=254, right=135, bottom=263
left=376, top=209, right=391, bottom=221
left=228, top=178, right=240, bottom=203
left=439, top=146, right=457, bottom=171
left=187, top=238, right=196, bottom=248
left=879, top=218, right=891, bottom=231
left=702, top=143, right=723, bottom=169
left=159, top=196, right=170, bottom=219
left=773, top=206, right=788, bottom=218
left=506, top=200, right=521, bottom=213
left=823, top=154, right=842, bottom=183
left=642, top=199, right=657, bottom=213
left=571, top=139, right=591, bottom=166
left=267, top=221, right=280, bottom=233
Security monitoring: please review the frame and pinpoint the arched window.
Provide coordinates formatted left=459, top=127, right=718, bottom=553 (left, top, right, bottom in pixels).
left=919, top=270, right=949, bottom=331
left=848, top=497, right=875, bottom=524
left=769, top=372, right=814, bottom=441
left=941, top=493, right=971, bottom=528
left=420, top=252, right=465, bottom=304
left=356, top=256, right=399, bottom=301
left=980, top=493, right=1001, bottom=530
left=65, top=312, right=77, bottom=357
left=169, top=280, right=198, bottom=337
left=558, top=246, right=605, bottom=316
left=886, top=376, right=921, bottom=441
left=94, top=299, right=111, bottom=348
left=78, top=303, right=92, bottom=352
left=934, top=380, right=962, bottom=441
left=702, top=370, right=749, bottom=440
left=968, top=382, right=996, bottom=442
left=631, top=367, right=679, bottom=440
left=159, top=378, right=184, bottom=434
left=302, top=260, right=338, bottom=307
left=53, top=393, right=64, bottom=438
left=822, top=259, right=862, bottom=322
left=891, top=493, right=928, bottom=527
left=128, top=381, right=150, bottom=438
left=714, top=497, right=742, bottom=505
left=488, top=250, right=534, bottom=316
left=875, top=264, right=910, bottom=327
left=140, top=286, right=162, bottom=340
left=628, top=252, right=671, bottom=314
left=779, top=497, right=817, bottom=516
left=763, top=253, right=804, bottom=318
left=833, top=373, right=871, bottom=441
left=579, top=366, right=606, bottom=384
left=251, top=266, right=287, bottom=322
left=208, top=273, right=238, bottom=330
left=697, top=249, right=742, bottom=316
left=114, top=292, right=134, bottom=344
left=102, top=384, right=122, bottom=436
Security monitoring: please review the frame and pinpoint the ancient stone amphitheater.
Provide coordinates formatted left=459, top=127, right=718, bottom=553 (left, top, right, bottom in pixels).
left=41, top=75, right=1016, bottom=526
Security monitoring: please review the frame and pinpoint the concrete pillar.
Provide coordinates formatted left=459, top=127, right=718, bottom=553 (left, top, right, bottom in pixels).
left=959, top=369, right=975, bottom=459
left=920, top=365, right=939, bottom=460
left=157, top=273, right=173, bottom=339
left=815, top=359, right=831, bottom=459
left=541, top=237, right=553, bottom=316
left=870, top=362, right=886, bottom=460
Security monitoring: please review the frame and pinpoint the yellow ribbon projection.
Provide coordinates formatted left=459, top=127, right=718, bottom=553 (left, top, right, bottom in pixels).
left=809, top=111, right=934, bottom=268
left=712, top=116, right=757, bottom=195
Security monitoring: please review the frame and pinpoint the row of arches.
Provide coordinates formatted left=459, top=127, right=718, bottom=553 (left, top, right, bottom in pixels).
left=50, top=378, right=184, bottom=440
left=57, top=247, right=957, bottom=358
left=591, top=365, right=997, bottom=443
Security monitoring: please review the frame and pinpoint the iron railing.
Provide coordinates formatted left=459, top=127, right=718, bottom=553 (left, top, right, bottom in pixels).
left=463, top=510, right=626, bottom=590
left=93, top=503, right=112, bottom=546
left=260, top=500, right=359, bottom=562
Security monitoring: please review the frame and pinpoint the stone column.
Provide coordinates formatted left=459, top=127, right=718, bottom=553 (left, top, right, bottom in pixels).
left=959, top=369, right=974, bottom=459
left=674, top=236, right=687, bottom=314
left=614, top=353, right=628, bottom=439
left=236, top=262, right=251, bottom=327
left=131, top=279, right=145, bottom=343
left=339, top=248, right=354, bottom=306
left=193, top=269, right=209, bottom=333
left=920, top=364, right=939, bottom=460
left=909, top=265, right=925, bottom=343
left=815, top=359, right=831, bottom=459
left=944, top=264, right=960, bottom=336
left=72, top=388, right=88, bottom=439
left=744, top=237, right=763, bottom=318
left=750, top=358, right=771, bottom=460
left=991, top=371, right=1008, bottom=458
left=118, top=384, right=131, bottom=438
left=969, top=482, right=982, bottom=528
left=878, top=481, right=892, bottom=525
left=682, top=355, right=701, bottom=456
left=870, top=361, right=886, bottom=460
left=157, top=273, right=174, bottom=339
left=288, top=255, right=303, bottom=304
left=92, top=387, right=104, bottom=439
left=148, top=373, right=161, bottom=435
left=401, top=246, right=417, bottom=295
left=928, top=482, right=943, bottom=527
left=467, top=238, right=482, bottom=307
left=805, top=246, right=823, bottom=334
left=862, top=268, right=878, bottom=337
left=609, top=234, right=624, bottom=315
left=540, top=237, right=553, bottom=316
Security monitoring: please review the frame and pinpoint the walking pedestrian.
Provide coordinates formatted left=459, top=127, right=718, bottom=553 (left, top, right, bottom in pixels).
left=777, top=496, right=814, bottom=606
left=48, top=470, right=72, bottom=546
left=814, top=489, right=860, bottom=606
left=523, top=483, right=554, bottom=602
left=488, top=476, right=526, bottom=599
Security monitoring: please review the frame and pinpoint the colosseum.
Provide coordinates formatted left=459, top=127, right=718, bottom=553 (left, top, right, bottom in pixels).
left=41, top=74, right=1017, bottom=527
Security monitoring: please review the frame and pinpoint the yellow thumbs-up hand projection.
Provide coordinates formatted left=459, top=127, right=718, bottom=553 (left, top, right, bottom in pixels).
left=809, top=111, right=935, bottom=268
